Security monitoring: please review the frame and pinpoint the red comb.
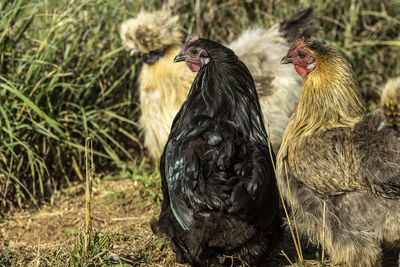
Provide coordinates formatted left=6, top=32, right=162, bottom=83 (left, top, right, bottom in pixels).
left=288, top=37, right=306, bottom=52
left=184, top=35, right=200, bottom=48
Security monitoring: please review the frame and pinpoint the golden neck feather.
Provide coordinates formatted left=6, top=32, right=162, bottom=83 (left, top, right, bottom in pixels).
left=279, top=48, right=366, bottom=158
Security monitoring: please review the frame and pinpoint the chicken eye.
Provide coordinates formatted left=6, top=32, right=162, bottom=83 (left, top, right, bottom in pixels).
left=190, top=49, right=199, bottom=57
left=297, top=49, right=307, bottom=58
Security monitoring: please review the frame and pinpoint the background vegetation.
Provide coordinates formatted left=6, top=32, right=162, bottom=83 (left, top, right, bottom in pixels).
left=0, top=0, right=399, bottom=213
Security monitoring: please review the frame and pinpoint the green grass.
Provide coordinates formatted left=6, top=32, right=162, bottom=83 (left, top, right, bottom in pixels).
left=0, top=243, right=12, bottom=266
left=0, top=0, right=399, bottom=212
left=0, top=0, right=144, bottom=211
left=67, top=229, right=111, bottom=266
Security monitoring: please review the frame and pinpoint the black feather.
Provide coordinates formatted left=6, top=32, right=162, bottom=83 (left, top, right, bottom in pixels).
left=153, top=38, right=282, bottom=266
left=279, top=7, right=321, bottom=43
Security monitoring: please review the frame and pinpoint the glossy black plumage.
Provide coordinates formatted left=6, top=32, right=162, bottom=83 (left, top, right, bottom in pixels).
left=152, top=38, right=281, bottom=266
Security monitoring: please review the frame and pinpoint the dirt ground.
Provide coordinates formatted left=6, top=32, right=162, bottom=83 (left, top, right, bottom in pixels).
left=0, top=179, right=179, bottom=266
left=0, top=178, right=398, bottom=266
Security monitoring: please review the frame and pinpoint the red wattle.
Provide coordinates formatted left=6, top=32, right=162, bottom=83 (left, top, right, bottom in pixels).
left=186, top=61, right=201, bottom=72
left=294, top=64, right=308, bottom=78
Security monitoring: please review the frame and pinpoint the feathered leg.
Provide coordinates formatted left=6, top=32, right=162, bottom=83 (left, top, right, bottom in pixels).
left=281, top=173, right=384, bottom=267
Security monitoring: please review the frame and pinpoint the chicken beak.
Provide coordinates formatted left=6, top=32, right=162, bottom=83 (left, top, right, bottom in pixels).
left=130, top=48, right=140, bottom=56
left=174, top=52, right=185, bottom=63
left=280, top=54, right=293, bottom=64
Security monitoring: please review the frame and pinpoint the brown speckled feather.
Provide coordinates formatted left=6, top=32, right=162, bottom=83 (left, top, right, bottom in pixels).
left=289, top=126, right=362, bottom=195
left=288, top=109, right=400, bottom=197
left=353, top=109, right=400, bottom=198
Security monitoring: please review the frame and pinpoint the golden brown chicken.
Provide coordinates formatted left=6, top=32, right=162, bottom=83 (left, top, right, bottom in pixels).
left=119, top=8, right=318, bottom=160
left=277, top=38, right=400, bottom=267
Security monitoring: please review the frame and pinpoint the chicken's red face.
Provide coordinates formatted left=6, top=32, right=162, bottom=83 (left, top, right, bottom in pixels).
left=281, top=38, right=316, bottom=78
left=183, top=47, right=209, bottom=72
left=174, top=36, right=210, bottom=72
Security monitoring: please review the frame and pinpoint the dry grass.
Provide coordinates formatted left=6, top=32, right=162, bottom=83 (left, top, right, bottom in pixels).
left=0, top=178, right=173, bottom=266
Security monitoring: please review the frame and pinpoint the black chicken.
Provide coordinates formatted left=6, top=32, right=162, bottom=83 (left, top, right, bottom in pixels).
left=152, top=36, right=281, bottom=266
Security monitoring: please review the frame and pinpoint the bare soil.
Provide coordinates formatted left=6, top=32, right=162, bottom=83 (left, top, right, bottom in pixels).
left=0, top=179, right=178, bottom=266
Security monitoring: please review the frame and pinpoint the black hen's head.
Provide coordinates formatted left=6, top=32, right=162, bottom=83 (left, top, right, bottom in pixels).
left=174, top=35, right=236, bottom=72
left=172, top=36, right=267, bottom=146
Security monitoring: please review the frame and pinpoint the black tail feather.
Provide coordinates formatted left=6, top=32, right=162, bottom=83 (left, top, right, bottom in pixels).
left=279, top=7, right=322, bottom=43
